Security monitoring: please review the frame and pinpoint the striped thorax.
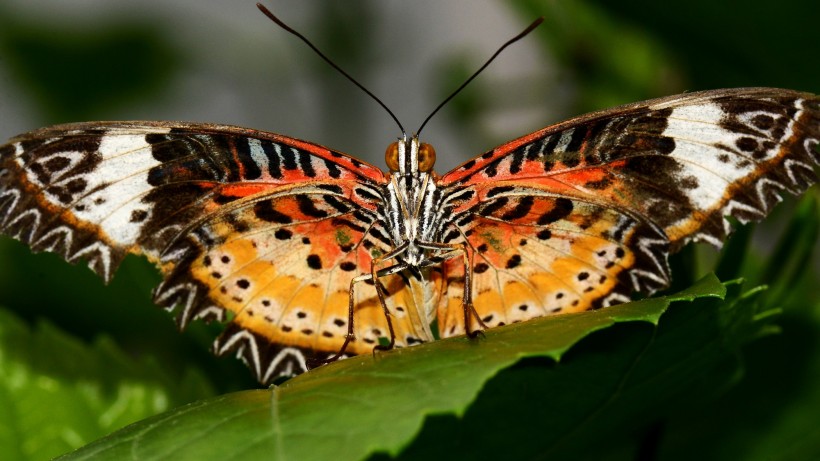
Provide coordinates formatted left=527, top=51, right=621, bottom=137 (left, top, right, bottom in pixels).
left=384, top=135, right=439, bottom=266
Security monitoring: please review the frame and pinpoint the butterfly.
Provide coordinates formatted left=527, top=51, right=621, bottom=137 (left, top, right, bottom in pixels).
left=1, top=86, right=818, bottom=384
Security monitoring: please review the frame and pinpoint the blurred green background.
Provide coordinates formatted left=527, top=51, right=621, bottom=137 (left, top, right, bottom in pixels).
left=0, top=0, right=817, bottom=459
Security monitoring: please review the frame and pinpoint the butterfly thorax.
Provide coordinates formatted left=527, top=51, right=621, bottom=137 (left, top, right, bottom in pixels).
left=383, top=136, right=441, bottom=265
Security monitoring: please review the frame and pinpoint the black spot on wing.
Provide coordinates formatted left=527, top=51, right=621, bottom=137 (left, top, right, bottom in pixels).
left=354, top=187, right=381, bottom=202
left=323, top=195, right=351, bottom=213
left=234, top=137, right=262, bottom=180
left=486, top=186, right=514, bottom=198
left=340, top=261, right=357, bottom=271
left=536, top=198, right=573, bottom=225
left=479, top=197, right=509, bottom=218
left=130, top=209, right=148, bottom=223
left=43, top=156, right=70, bottom=172
left=446, top=189, right=475, bottom=204
left=564, top=128, right=587, bottom=160
left=307, top=254, right=322, bottom=270
left=146, top=133, right=182, bottom=162
left=484, top=159, right=500, bottom=177
left=298, top=151, right=316, bottom=177
left=369, top=227, right=393, bottom=247
left=576, top=120, right=610, bottom=156
left=316, top=184, right=344, bottom=194
left=260, top=140, right=283, bottom=179
left=509, top=147, right=526, bottom=174
left=254, top=201, right=292, bottom=223
left=442, top=228, right=460, bottom=243
left=296, top=195, right=328, bottom=218
left=353, top=209, right=374, bottom=225
left=323, top=159, right=342, bottom=178
left=505, top=254, right=521, bottom=269
left=751, top=114, right=775, bottom=130
left=274, top=228, right=292, bottom=240
left=456, top=215, right=472, bottom=228
left=282, top=148, right=298, bottom=170
left=539, top=133, right=562, bottom=155
left=501, top=196, right=534, bottom=221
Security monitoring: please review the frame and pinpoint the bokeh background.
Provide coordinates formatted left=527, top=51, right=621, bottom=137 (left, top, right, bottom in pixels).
left=0, top=0, right=817, bottom=459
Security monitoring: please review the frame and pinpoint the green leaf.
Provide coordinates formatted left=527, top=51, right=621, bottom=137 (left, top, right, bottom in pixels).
left=757, top=195, right=819, bottom=308
left=658, top=300, right=820, bottom=461
left=57, top=274, right=770, bottom=461
left=655, top=193, right=820, bottom=461
left=0, top=309, right=215, bottom=461
left=0, top=239, right=256, bottom=392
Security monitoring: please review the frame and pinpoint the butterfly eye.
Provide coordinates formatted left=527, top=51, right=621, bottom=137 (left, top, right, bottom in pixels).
left=385, top=142, right=400, bottom=172
left=418, top=143, right=436, bottom=172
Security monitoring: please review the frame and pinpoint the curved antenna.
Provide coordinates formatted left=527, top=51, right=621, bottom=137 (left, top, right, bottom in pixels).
left=256, top=3, right=405, bottom=134
left=416, top=17, right=544, bottom=136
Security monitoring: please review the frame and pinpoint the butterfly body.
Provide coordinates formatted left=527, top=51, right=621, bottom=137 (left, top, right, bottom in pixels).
left=383, top=137, right=440, bottom=267
left=1, top=88, right=818, bottom=384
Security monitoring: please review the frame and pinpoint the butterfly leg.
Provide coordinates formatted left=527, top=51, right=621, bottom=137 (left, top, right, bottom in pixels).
left=417, top=241, right=487, bottom=337
left=319, top=272, right=376, bottom=364
left=368, top=243, right=411, bottom=353
left=321, top=243, right=410, bottom=365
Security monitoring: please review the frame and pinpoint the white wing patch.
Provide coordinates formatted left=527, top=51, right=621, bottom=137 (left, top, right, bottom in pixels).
left=15, top=131, right=165, bottom=247
left=662, top=101, right=796, bottom=212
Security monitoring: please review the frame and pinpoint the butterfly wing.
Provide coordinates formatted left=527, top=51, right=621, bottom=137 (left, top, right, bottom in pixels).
left=436, top=88, right=819, bottom=335
left=0, top=121, right=434, bottom=383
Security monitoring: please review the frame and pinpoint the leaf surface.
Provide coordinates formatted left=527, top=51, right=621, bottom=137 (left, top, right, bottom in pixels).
left=59, top=276, right=735, bottom=461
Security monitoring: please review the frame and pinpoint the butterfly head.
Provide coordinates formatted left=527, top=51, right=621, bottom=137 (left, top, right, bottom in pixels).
left=385, top=135, right=436, bottom=176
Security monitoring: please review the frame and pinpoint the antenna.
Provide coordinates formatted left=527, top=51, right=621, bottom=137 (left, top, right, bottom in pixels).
left=256, top=3, right=405, bottom=134
left=416, top=17, right=544, bottom=136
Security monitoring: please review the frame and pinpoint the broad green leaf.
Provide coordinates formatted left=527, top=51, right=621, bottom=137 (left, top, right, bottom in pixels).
left=0, top=240, right=256, bottom=393
left=658, top=300, right=820, bottom=461
left=58, top=275, right=742, bottom=461
left=656, top=194, right=820, bottom=461
left=757, top=195, right=819, bottom=307
left=0, top=309, right=214, bottom=461
left=379, top=282, right=779, bottom=460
